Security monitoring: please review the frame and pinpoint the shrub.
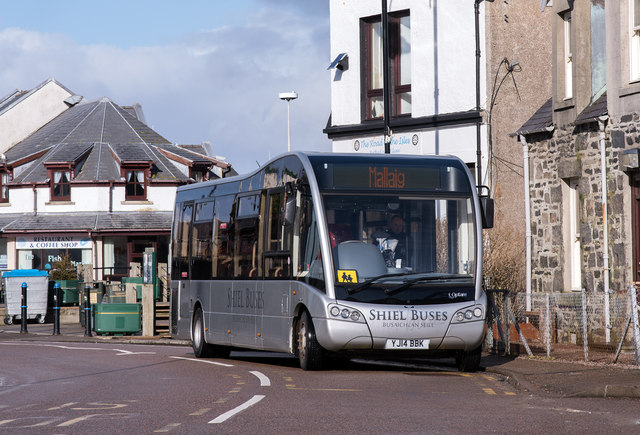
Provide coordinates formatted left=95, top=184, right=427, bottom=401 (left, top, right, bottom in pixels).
left=50, top=254, right=78, bottom=280
left=483, top=212, right=525, bottom=293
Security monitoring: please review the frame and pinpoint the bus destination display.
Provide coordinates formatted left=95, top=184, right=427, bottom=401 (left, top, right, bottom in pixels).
left=331, top=165, right=441, bottom=190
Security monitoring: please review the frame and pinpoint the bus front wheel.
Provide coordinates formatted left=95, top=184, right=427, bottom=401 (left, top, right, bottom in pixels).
left=456, top=346, right=482, bottom=372
left=192, top=308, right=230, bottom=359
left=297, top=311, right=324, bottom=370
left=192, top=308, right=210, bottom=358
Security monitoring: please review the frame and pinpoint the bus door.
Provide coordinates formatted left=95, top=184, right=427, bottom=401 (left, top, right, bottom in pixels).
left=231, top=194, right=261, bottom=347
left=191, top=200, right=216, bottom=342
left=171, top=201, right=194, bottom=338
left=261, top=188, right=293, bottom=350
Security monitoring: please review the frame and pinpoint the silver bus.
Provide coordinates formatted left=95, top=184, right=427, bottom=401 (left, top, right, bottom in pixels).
left=170, top=152, right=493, bottom=371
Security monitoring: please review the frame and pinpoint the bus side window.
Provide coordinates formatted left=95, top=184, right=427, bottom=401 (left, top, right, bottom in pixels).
left=235, top=194, right=261, bottom=279
left=172, top=202, right=193, bottom=280
left=296, top=195, right=325, bottom=291
left=264, top=190, right=291, bottom=279
left=212, top=195, right=234, bottom=279
left=191, top=201, right=214, bottom=280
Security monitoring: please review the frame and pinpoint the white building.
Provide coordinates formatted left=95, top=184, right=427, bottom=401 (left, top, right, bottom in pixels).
left=0, top=79, right=233, bottom=280
left=324, top=0, right=489, bottom=182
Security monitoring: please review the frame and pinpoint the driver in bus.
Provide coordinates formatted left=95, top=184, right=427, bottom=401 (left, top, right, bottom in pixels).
left=386, top=215, right=407, bottom=267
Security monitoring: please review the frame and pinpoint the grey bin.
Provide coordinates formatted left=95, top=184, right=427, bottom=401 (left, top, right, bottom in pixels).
left=3, top=269, right=50, bottom=325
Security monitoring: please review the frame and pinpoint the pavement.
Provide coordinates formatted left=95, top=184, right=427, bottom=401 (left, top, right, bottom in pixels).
left=1, top=321, right=639, bottom=399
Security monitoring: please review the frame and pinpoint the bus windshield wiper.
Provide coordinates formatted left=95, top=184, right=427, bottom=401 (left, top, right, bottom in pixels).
left=346, top=272, right=414, bottom=295
left=384, top=275, right=473, bottom=296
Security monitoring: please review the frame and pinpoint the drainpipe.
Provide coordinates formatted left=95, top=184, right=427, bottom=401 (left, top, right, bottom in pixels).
left=598, top=115, right=611, bottom=343
left=519, top=135, right=532, bottom=311
left=89, top=230, right=98, bottom=281
left=32, top=183, right=37, bottom=215
left=108, top=181, right=114, bottom=213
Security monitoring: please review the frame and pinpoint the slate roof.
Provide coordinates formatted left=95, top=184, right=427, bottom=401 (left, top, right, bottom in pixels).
left=0, top=212, right=172, bottom=232
left=514, top=98, right=553, bottom=136
left=575, top=92, right=608, bottom=124
left=5, top=96, right=224, bottom=183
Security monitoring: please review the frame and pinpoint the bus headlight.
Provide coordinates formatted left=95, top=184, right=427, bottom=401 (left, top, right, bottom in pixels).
left=328, top=304, right=364, bottom=323
left=452, top=305, right=484, bottom=324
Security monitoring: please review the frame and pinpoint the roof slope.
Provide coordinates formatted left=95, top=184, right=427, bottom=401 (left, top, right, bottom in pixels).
left=6, top=97, right=194, bottom=183
left=514, top=98, right=553, bottom=136
left=0, top=212, right=172, bottom=232
left=575, top=92, right=607, bottom=124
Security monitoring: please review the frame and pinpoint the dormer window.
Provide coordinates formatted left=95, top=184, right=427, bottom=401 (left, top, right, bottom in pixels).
left=0, top=171, right=10, bottom=203
left=51, top=170, right=71, bottom=201
left=125, top=169, right=147, bottom=200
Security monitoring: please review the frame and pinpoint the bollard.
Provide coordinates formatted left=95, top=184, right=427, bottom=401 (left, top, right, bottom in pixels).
left=84, top=286, right=92, bottom=337
left=20, top=282, right=28, bottom=334
left=52, top=282, right=61, bottom=335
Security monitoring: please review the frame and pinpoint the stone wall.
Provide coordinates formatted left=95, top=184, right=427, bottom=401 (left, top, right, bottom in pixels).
left=527, top=115, right=637, bottom=296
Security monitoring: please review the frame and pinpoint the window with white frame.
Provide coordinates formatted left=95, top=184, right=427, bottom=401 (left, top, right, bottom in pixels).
left=563, top=178, right=581, bottom=291
left=0, top=171, right=10, bottom=203
left=563, top=11, right=573, bottom=99
left=631, top=0, right=640, bottom=81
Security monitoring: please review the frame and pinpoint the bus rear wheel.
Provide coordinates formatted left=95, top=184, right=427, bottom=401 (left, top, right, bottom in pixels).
left=456, top=346, right=482, bottom=372
left=192, top=308, right=230, bottom=358
left=297, top=311, right=324, bottom=370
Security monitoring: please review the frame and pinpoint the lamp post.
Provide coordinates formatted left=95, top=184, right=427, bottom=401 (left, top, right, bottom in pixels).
left=279, top=91, right=298, bottom=152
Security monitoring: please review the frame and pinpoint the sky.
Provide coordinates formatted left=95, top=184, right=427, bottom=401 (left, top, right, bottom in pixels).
left=0, top=0, right=332, bottom=174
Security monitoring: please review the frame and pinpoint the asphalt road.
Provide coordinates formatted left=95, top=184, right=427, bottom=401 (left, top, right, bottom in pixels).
left=1, top=341, right=639, bottom=434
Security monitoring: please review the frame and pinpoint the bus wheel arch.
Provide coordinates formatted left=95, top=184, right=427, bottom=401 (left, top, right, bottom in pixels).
left=192, top=304, right=230, bottom=359
left=295, top=309, right=325, bottom=370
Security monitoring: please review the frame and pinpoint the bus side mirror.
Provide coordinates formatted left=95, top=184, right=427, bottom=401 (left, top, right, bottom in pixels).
left=480, top=196, right=494, bottom=229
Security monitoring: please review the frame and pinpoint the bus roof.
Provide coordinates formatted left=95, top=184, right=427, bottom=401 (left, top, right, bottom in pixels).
left=176, top=151, right=470, bottom=194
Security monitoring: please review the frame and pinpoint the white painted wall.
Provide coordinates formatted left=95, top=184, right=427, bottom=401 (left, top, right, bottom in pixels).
left=4, top=184, right=177, bottom=213
left=0, top=80, right=73, bottom=153
left=329, top=0, right=487, bottom=124
left=332, top=125, right=487, bottom=168
left=328, top=0, right=488, bottom=167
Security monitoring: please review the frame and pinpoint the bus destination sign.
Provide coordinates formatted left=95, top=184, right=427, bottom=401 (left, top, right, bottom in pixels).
left=332, top=165, right=441, bottom=190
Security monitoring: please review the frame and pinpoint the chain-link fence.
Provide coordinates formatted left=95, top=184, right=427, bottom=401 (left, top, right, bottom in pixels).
left=485, top=285, right=640, bottom=365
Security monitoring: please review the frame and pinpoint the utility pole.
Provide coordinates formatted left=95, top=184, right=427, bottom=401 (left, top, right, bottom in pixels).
left=382, top=0, right=391, bottom=154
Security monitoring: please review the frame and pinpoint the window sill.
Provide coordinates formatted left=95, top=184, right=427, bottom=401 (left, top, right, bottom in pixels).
left=121, top=200, right=153, bottom=205
left=0, top=202, right=10, bottom=206
left=45, top=201, right=75, bottom=205
left=619, top=83, right=640, bottom=98
left=554, top=98, right=574, bottom=111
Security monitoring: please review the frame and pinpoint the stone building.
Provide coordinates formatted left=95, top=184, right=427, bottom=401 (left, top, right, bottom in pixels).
left=516, top=1, right=638, bottom=342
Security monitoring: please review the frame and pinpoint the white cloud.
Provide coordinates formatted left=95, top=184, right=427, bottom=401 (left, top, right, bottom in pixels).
left=0, top=5, right=331, bottom=174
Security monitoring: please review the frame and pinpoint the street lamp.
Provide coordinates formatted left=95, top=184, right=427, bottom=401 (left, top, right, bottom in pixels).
left=279, top=91, right=298, bottom=152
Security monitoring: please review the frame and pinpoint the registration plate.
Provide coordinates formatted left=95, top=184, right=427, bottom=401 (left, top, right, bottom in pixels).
left=384, top=338, right=429, bottom=349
